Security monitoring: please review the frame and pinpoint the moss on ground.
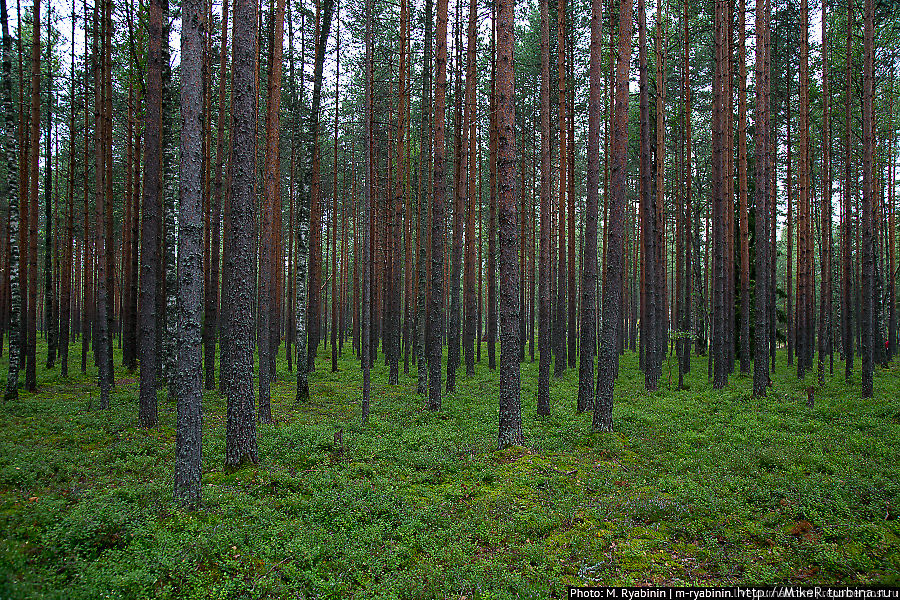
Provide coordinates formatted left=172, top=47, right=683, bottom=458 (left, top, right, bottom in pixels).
left=0, top=342, right=899, bottom=598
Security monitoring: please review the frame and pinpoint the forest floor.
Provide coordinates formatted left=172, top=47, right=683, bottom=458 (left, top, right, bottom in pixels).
left=1, top=340, right=899, bottom=598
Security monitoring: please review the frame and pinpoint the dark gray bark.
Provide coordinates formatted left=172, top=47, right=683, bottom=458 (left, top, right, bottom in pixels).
left=223, top=0, right=259, bottom=467
left=578, top=0, right=601, bottom=413
left=174, top=0, right=204, bottom=506
left=593, top=0, right=631, bottom=433
left=537, top=0, right=551, bottom=416
left=428, top=0, right=448, bottom=412
left=753, top=0, right=771, bottom=397
left=496, top=0, right=523, bottom=449
left=1, top=0, right=21, bottom=400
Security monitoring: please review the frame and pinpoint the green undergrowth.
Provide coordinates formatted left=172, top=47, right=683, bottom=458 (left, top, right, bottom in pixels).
left=0, top=341, right=899, bottom=598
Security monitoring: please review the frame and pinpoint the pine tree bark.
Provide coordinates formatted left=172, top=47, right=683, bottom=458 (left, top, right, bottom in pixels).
left=737, top=0, right=749, bottom=375
left=594, top=0, right=631, bottom=432
left=842, top=0, right=853, bottom=381
left=204, top=0, right=228, bottom=390
left=578, top=0, right=601, bottom=413
left=139, top=0, right=165, bottom=427
left=537, top=0, right=551, bottom=415
left=174, top=0, right=204, bottom=506
left=428, top=0, right=449, bottom=411
left=496, top=0, right=522, bottom=448
left=818, top=0, right=832, bottom=383
left=753, top=0, right=771, bottom=397
left=1, top=0, right=21, bottom=400
left=25, top=0, right=39, bottom=393
left=860, top=0, right=875, bottom=397
left=223, top=0, right=260, bottom=467
left=258, top=0, right=285, bottom=424
left=554, top=0, right=567, bottom=377
left=416, top=0, right=432, bottom=397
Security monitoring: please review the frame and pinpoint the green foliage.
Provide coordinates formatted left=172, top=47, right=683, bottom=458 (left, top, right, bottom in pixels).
left=1, top=342, right=899, bottom=597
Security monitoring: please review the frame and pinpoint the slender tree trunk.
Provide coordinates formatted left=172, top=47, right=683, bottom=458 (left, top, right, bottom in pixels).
left=258, top=0, right=285, bottom=424
left=537, top=0, right=551, bottom=415
left=753, top=0, right=771, bottom=397
left=416, top=0, right=432, bottom=396
left=710, top=0, right=727, bottom=389
left=174, top=0, right=204, bottom=506
left=428, top=0, right=449, bottom=410
left=463, top=0, right=477, bottom=377
left=554, top=0, right=567, bottom=377
left=43, top=7, right=55, bottom=370
left=578, top=0, right=601, bottom=413
left=139, top=0, right=165, bottom=427
left=204, top=0, right=228, bottom=390
left=594, top=0, right=631, bottom=432
left=1, top=0, right=21, bottom=400
left=842, top=0, right=853, bottom=381
left=818, top=0, right=832, bottom=383
left=861, top=0, right=874, bottom=397
left=223, top=0, right=260, bottom=467
left=361, top=0, right=372, bottom=421
left=638, top=0, right=657, bottom=390
left=25, top=0, right=39, bottom=393
left=496, top=0, right=522, bottom=448
left=737, top=0, right=749, bottom=375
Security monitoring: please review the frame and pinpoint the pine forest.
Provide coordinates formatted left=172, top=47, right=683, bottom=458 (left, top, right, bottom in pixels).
left=1, top=0, right=900, bottom=593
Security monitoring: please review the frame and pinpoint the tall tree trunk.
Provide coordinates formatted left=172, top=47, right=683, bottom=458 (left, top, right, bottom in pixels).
left=258, top=0, right=285, bottom=424
left=1, top=0, right=21, bottom=400
left=416, top=0, right=432, bottom=396
left=578, top=0, right=601, bottom=413
left=860, top=0, right=875, bottom=397
left=487, top=13, right=497, bottom=371
left=463, top=0, right=477, bottom=377
left=537, top=0, right=551, bottom=415
left=818, top=0, right=832, bottom=383
left=25, top=0, right=39, bottom=393
left=298, top=0, right=334, bottom=396
left=710, top=0, right=727, bottom=389
left=43, top=6, right=55, bottom=370
left=496, top=0, right=522, bottom=448
left=174, top=0, right=204, bottom=506
left=638, top=0, right=658, bottom=390
left=139, top=0, right=165, bottom=427
left=362, top=0, right=373, bottom=421
left=554, top=0, right=567, bottom=377
left=594, top=0, right=631, bottom=432
left=842, top=0, right=853, bottom=381
left=737, top=0, right=749, bottom=375
left=223, top=0, right=260, bottom=467
left=204, top=0, right=228, bottom=390
left=753, top=0, right=771, bottom=397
